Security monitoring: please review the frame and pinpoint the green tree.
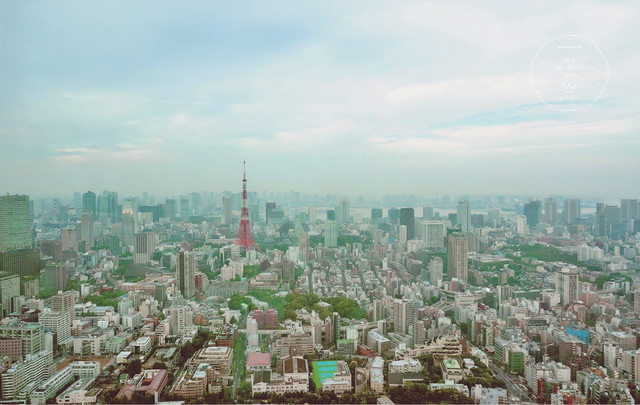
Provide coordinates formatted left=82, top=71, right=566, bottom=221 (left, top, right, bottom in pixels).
left=125, top=359, right=142, bottom=376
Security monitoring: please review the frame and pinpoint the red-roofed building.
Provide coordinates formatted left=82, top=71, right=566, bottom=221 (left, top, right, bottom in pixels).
left=117, top=369, right=168, bottom=403
left=246, top=352, right=272, bottom=374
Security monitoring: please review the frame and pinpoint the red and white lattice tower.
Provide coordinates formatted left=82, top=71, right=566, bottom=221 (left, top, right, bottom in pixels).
left=235, top=161, right=260, bottom=251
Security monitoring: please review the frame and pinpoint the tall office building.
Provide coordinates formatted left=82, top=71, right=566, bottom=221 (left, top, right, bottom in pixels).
left=133, top=233, right=155, bottom=264
left=121, top=200, right=136, bottom=246
left=429, top=257, right=444, bottom=287
left=423, top=221, right=445, bottom=249
left=336, top=198, right=349, bottom=224
left=180, top=197, right=190, bottom=222
left=457, top=200, right=471, bottom=232
left=265, top=201, right=276, bottom=225
left=447, top=233, right=468, bottom=283
left=80, top=211, right=94, bottom=250
left=556, top=269, right=578, bottom=306
left=523, top=200, right=541, bottom=228
left=399, top=208, right=415, bottom=240
left=324, top=221, right=338, bottom=248
left=371, top=208, right=383, bottom=221
left=82, top=192, right=97, bottom=220
left=423, top=206, right=434, bottom=220
left=223, top=196, right=233, bottom=225
left=0, top=272, right=19, bottom=317
left=621, top=199, right=640, bottom=221
left=544, top=197, right=557, bottom=223
left=388, top=208, right=399, bottom=224
left=392, top=298, right=413, bottom=335
left=308, top=206, right=316, bottom=223
left=0, top=195, right=31, bottom=252
left=516, top=215, right=528, bottom=235
left=73, top=192, right=82, bottom=209
left=176, top=250, right=196, bottom=299
left=163, top=199, right=177, bottom=222
left=51, top=291, right=78, bottom=327
left=564, top=198, right=581, bottom=225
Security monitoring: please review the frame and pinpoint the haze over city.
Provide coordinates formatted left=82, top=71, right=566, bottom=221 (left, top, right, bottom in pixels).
left=2, top=1, right=639, bottom=197
left=3, top=2, right=640, bottom=405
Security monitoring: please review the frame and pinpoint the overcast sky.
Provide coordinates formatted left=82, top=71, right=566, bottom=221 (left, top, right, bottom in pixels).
left=1, top=1, right=638, bottom=199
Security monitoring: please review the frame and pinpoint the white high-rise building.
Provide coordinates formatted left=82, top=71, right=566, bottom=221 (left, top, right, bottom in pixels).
left=564, top=198, right=581, bottom=224
left=399, top=225, right=407, bottom=243
left=516, top=215, right=528, bottom=234
left=423, top=221, right=445, bottom=249
left=556, top=268, right=578, bottom=306
left=392, top=299, right=413, bottom=335
left=133, top=232, right=155, bottom=264
left=429, top=257, right=444, bottom=287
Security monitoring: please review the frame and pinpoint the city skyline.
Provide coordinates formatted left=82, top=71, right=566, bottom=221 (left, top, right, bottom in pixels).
left=2, top=1, right=639, bottom=196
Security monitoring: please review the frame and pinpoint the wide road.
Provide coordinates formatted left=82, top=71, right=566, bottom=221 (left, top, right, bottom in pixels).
left=488, top=361, right=536, bottom=404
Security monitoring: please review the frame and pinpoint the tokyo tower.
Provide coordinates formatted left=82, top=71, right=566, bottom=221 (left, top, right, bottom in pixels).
left=235, top=161, right=260, bottom=251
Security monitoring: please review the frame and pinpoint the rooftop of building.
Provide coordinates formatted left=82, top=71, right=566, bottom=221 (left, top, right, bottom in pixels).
left=443, top=358, right=461, bottom=369
left=246, top=352, right=271, bottom=367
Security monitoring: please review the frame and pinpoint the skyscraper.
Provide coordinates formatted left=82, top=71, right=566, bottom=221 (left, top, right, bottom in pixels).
left=51, top=290, right=78, bottom=327
left=324, top=221, right=338, bottom=248
left=523, top=200, right=541, bottom=228
left=429, top=257, right=444, bottom=287
left=544, top=197, right=557, bottom=223
left=265, top=201, right=276, bottom=225
left=0, top=195, right=31, bottom=252
left=556, top=268, right=578, bottom=306
left=456, top=200, right=471, bottom=232
left=133, top=233, right=155, bottom=264
left=180, top=197, right=190, bottom=222
left=564, top=198, right=581, bottom=225
left=388, top=208, right=399, bottom=223
left=121, top=199, right=136, bottom=246
left=82, top=191, right=97, bottom=220
left=176, top=249, right=196, bottom=299
left=423, top=206, right=434, bottom=220
left=164, top=198, right=177, bottom=222
left=337, top=198, right=349, bottom=224
left=223, top=196, right=232, bottom=225
left=399, top=208, right=415, bottom=240
left=371, top=208, right=383, bottom=221
left=298, top=233, right=309, bottom=263
left=80, top=211, right=94, bottom=249
left=392, top=298, right=413, bottom=335
left=423, top=221, right=445, bottom=249
left=447, top=233, right=468, bottom=283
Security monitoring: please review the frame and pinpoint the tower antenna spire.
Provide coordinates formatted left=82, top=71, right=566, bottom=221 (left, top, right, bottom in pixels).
left=235, top=160, right=260, bottom=252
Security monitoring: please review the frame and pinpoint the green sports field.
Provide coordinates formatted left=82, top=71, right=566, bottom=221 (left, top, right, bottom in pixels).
left=312, top=360, right=338, bottom=390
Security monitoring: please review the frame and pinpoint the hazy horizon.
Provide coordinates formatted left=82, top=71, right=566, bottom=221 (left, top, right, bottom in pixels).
left=2, top=1, right=639, bottom=196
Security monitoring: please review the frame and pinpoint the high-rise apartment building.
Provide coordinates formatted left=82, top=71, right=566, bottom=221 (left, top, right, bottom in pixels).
left=176, top=250, right=196, bottom=299
left=399, top=208, right=415, bottom=240
left=298, top=233, right=309, bottom=263
left=133, top=233, right=155, bottom=265
left=0, top=195, right=31, bottom=252
left=564, top=198, right=581, bottom=225
left=52, top=291, right=78, bottom=327
left=457, top=200, right=471, bottom=233
left=447, top=233, right=468, bottom=283
left=392, top=298, right=413, bottom=335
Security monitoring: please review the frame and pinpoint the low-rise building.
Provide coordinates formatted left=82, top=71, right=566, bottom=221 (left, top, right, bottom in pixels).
left=117, top=369, right=168, bottom=403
